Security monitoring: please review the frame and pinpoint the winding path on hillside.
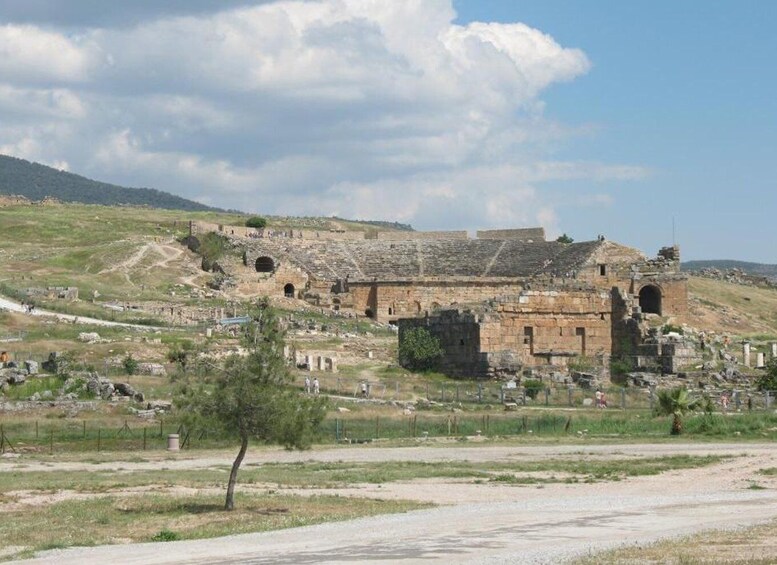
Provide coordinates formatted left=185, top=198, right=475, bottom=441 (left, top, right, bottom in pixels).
left=0, top=295, right=161, bottom=330
left=8, top=442, right=777, bottom=564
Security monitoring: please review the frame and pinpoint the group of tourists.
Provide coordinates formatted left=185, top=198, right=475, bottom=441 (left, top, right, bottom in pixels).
left=303, top=376, right=320, bottom=395
left=20, top=301, right=35, bottom=314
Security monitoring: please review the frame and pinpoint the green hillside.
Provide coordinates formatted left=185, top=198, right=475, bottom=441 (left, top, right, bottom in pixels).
left=0, top=154, right=220, bottom=212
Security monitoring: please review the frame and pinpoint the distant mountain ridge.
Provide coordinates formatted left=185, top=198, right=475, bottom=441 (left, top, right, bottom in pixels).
left=0, top=154, right=221, bottom=212
left=682, top=260, right=777, bottom=280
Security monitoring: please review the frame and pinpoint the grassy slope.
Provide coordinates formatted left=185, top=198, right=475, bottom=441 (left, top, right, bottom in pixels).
left=686, top=276, right=777, bottom=337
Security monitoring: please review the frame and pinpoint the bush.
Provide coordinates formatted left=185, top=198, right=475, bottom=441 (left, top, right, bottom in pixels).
left=757, top=358, right=777, bottom=391
left=556, top=233, right=574, bottom=244
left=151, top=530, right=179, bottom=542
left=122, top=354, right=138, bottom=376
left=523, top=378, right=544, bottom=400
left=398, top=327, right=443, bottom=371
left=245, top=216, right=267, bottom=229
left=662, top=324, right=684, bottom=335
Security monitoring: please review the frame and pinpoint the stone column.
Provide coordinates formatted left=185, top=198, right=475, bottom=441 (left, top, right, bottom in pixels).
left=743, top=342, right=751, bottom=367
left=772, top=343, right=777, bottom=359
left=305, top=355, right=313, bottom=371
left=317, top=356, right=326, bottom=371
left=757, top=352, right=765, bottom=368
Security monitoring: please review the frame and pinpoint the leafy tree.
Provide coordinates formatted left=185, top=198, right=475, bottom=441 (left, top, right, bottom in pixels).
left=656, top=387, right=700, bottom=435
left=556, top=233, right=574, bottom=244
left=245, top=216, right=267, bottom=229
left=398, top=327, right=444, bottom=371
left=167, top=340, right=195, bottom=373
left=175, top=302, right=325, bottom=510
left=756, top=358, right=777, bottom=391
left=122, top=354, right=138, bottom=376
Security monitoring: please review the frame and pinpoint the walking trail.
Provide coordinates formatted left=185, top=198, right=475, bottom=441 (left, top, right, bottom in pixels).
left=6, top=442, right=777, bottom=564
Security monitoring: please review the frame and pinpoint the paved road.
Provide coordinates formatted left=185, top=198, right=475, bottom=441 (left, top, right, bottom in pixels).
left=10, top=442, right=777, bottom=564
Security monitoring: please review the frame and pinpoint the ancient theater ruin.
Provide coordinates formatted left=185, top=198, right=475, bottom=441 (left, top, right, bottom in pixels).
left=189, top=221, right=688, bottom=378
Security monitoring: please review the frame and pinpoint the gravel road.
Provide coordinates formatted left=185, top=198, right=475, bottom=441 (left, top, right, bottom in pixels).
left=8, top=442, right=777, bottom=564
left=0, top=295, right=160, bottom=329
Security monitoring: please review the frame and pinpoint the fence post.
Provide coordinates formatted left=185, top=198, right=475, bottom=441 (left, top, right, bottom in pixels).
left=441, top=384, right=445, bottom=403
left=545, top=388, right=549, bottom=406
left=456, top=385, right=460, bottom=403
left=49, top=429, right=53, bottom=454
left=621, top=388, right=626, bottom=410
left=522, top=389, right=527, bottom=406
left=477, top=383, right=483, bottom=403
left=649, top=386, right=655, bottom=411
left=160, top=419, right=164, bottom=438
left=375, top=417, right=380, bottom=438
left=568, top=386, right=573, bottom=407
left=83, top=420, right=86, bottom=438
left=143, top=427, right=147, bottom=450
left=35, top=420, right=38, bottom=439
left=97, top=428, right=101, bottom=452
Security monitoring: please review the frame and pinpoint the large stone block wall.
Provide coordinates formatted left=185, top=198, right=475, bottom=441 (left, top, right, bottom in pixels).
left=350, top=280, right=530, bottom=323
left=476, top=228, right=546, bottom=241
left=399, top=290, right=613, bottom=378
left=376, top=231, right=468, bottom=240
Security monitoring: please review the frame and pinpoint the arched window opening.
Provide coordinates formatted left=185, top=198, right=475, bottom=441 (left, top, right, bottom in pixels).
left=639, top=285, right=662, bottom=315
left=255, top=256, right=275, bottom=273
left=284, top=283, right=295, bottom=298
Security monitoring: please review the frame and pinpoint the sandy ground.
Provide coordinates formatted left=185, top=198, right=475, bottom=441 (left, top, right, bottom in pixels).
left=4, top=442, right=777, bottom=564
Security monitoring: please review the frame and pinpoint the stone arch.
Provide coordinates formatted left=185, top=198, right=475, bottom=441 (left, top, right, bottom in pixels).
left=283, top=283, right=295, bottom=298
left=255, top=256, right=275, bottom=273
left=639, top=284, right=662, bottom=315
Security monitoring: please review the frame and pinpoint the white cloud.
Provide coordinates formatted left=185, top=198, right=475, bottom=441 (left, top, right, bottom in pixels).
left=0, top=25, right=97, bottom=84
left=0, top=0, right=638, bottom=232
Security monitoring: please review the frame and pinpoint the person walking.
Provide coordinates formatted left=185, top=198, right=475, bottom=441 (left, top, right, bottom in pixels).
left=313, top=377, right=320, bottom=396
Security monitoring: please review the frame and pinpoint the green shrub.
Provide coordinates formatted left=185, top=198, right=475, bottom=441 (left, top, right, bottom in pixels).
left=757, top=358, right=777, bottom=391
left=523, top=379, right=544, bottom=400
left=122, top=354, right=138, bottom=376
left=398, top=327, right=443, bottom=372
left=245, top=216, right=267, bottom=229
left=662, top=324, right=684, bottom=335
left=151, top=530, right=179, bottom=542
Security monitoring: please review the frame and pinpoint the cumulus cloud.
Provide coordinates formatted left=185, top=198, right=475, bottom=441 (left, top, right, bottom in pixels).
left=0, top=0, right=639, bottom=231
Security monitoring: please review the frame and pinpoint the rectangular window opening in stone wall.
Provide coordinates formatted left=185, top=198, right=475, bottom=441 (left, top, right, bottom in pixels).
left=524, top=327, right=534, bottom=355
left=576, top=327, right=586, bottom=355
left=599, top=264, right=607, bottom=276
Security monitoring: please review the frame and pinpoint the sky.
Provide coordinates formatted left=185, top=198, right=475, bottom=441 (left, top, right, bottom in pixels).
left=0, top=1, right=775, bottom=262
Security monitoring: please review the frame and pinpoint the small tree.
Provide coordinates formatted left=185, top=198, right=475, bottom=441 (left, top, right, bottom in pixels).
left=523, top=378, right=544, bottom=400
left=756, top=358, right=777, bottom=391
left=167, top=340, right=195, bottom=373
left=398, top=327, right=444, bottom=371
left=122, top=354, right=138, bottom=376
left=656, top=387, right=700, bottom=435
left=245, top=216, right=267, bottom=229
left=556, top=233, right=574, bottom=244
left=175, top=302, right=325, bottom=510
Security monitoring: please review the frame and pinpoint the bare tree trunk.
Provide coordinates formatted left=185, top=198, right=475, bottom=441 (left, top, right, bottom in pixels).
left=225, top=433, right=249, bottom=511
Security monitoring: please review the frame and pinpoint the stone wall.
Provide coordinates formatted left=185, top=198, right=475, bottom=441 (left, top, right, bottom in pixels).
left=476, top=228, right=546, bottom=241
left=375, top=230, right=468, bottom=240
left=399, top=289, right=612, bottom=379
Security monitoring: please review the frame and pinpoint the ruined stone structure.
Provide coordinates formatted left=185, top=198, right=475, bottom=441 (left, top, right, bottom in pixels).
left=190, top=220, right=688, bottom=378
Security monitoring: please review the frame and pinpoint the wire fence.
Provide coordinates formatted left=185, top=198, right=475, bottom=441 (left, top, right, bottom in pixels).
left=293, top=373, right=777, bottom=412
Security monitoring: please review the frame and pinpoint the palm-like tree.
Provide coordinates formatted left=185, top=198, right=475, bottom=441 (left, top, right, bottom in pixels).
left=657, top=387, right=700, bottom=435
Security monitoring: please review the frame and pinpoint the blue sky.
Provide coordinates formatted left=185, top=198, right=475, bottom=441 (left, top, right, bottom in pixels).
left=455, top=1, right=777, bottom=261
left=0, top=1, right=774, bottom=261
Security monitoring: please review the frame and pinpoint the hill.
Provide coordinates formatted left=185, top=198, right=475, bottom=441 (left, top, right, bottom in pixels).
left=0, top=154, right=220, bottom=212
left=683, top=260, right=777, bottom=281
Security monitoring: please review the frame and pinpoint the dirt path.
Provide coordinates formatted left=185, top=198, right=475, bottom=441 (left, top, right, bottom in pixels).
left=7, top=442, right=777, bottom=564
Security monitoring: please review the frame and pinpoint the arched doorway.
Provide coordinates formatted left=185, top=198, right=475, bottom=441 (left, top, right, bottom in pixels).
left=284, top=283, right=295, bottom=298
left=365, top=308, right=375, bottom=319
left=255, top=256, right=275, bottom=273
left=639, top=285, right=662, bottom=315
